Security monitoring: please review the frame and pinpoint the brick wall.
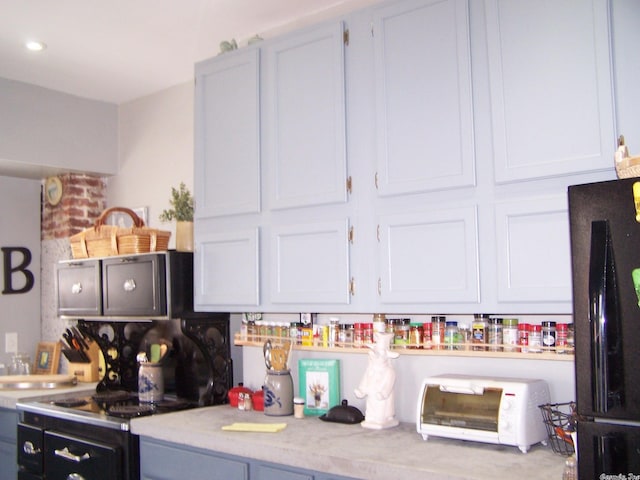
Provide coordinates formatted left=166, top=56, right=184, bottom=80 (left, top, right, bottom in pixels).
left=41, top=173, right=107, bottom=240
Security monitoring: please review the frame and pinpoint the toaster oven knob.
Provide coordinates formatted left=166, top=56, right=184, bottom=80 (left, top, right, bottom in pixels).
left=23, top=441, right=40, bottom=455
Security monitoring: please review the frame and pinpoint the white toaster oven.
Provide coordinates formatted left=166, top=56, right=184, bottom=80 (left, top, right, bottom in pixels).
left=416, top=374, right=550, bottom=453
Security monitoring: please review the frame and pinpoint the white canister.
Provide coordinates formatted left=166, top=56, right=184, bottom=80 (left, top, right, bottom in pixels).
left=138, top=363, right=164, bottom=403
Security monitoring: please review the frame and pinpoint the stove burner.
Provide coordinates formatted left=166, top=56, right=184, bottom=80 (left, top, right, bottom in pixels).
left=92, top=390, right=132, bottom=403
left=108, top=404, right=156, bottom=418
left=53, top=398, right=89, bottom=408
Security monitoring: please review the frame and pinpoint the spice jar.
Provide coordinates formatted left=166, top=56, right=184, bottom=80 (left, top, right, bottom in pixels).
left=487, top=318, right=503, bottom=352
left=444, top=321, right=460, bottom=350
left=338, top=323, right=353, bottom=347
left=542, top=321, right=557, bottom=352
left=431, top=316, right=446, bottom=350
left=353, top=323, right=364, bottom=348
left=393, top=318, right=410, bottom=348
left=422, top=322, right=432, bottom=350
left=373, top=313, right=387, bottom=333
left=362, top=322, right=373, bottom=345
left=529, top=324, right=543, bottom=353
left=472, top=314, right=487, bottom=351
left=567, top=323, right=575, bottom=354
left=458, top=323, right=471, bottom=350
left=409, top=323, right=423, bottom=349
left=502, top=318, right=519, bottom=352
left=328, top=318, right=340, bottom=348
left=518, top=323, right=530, bottom=353
left=556, top=323, right=568, bottom=354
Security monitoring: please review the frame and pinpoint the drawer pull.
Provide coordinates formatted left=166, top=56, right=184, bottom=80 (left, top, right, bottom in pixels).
left=23, top=441, right=41, bottom=455
left=71, top=282, right=83, bottom=294
left=54, top=447, right=90, bottom=463
left=66, top=474, right=86, bottom=480
left=123, top=279, right=136, bottom=292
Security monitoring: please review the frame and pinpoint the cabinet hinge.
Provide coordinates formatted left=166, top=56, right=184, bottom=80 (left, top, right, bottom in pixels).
left=349, top=277, right=356, bottom=296
left=377, top=278, right=382, bottom=296
left=346, top=176, right=352, bottom=195
left=370, top=22, right=374, bottom=38
left=343, top=29, right=350, bottom=46
left=348, top=226, right=354, bottom=244
left=376, top=225, right=381, bottom=242
left=374, top=172, right=379, bottom=190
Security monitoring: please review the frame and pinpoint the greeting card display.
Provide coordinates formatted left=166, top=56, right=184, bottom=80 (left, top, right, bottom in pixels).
left=298, top=359, right=340, bottom=416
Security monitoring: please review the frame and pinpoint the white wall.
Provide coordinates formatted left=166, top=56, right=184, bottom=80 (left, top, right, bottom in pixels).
left=108, top=82, right=195, bottom=249
left=0, top=176, right=41, bottom=369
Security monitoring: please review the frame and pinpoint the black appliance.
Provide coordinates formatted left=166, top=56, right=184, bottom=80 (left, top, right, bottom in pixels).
left=568, top=178, right=640, bottom=478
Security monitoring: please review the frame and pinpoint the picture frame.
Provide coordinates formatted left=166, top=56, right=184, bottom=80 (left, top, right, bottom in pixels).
left=298, top=358, right=340, bottom=416
left=34, top=341, right=61, bottom=375
left=106, top=206, right=149, bottom=227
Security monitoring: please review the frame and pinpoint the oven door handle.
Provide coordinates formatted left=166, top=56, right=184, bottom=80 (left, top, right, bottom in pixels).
left=54, top=447, right=91, bottom=463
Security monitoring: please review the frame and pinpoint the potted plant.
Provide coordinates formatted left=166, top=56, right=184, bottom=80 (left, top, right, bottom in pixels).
left=159, top=182, right=194, bottom=252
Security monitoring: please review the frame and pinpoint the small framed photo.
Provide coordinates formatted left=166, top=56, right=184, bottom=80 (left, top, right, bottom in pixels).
left=34, top=342, right=61, bottom=375
left=107, top=206, right=149, bottom=227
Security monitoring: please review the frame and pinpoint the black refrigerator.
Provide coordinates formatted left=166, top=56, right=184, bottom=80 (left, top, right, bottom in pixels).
left=568, top=177, right=640, bottom=478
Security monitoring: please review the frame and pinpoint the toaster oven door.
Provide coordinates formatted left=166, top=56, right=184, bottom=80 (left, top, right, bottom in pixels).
left=420, top=385, right=502, bottom=432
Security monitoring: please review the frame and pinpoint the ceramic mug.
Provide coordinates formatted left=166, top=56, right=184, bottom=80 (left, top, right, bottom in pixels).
left=138, top=363, right=164, bottom=403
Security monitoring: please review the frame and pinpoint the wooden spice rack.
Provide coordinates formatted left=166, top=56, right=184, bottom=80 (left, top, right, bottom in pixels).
left=233, top=333, right=574, bottom=362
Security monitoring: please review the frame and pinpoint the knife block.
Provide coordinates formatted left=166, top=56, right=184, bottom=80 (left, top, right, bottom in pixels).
left=68, top=342, right=102, bottom=382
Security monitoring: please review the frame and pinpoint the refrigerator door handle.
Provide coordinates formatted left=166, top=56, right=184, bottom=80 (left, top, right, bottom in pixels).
left=588, top=221, right=624, bottom=413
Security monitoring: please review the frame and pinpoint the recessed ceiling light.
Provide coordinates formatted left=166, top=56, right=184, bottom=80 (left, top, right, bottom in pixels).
left=25, top=40, right=46, bottom=52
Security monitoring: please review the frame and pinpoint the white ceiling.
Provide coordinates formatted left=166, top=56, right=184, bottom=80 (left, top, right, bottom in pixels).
left=0, top=0, right=379, bottom=105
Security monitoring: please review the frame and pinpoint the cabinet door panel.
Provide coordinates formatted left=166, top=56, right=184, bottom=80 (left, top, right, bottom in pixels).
left=494, top=196, right=571, bottom=303
left=374, top=0, right=475, bottom=195
left=486, top=0, right=615, bottom=182
left=195, top=229, right=259, bottom=307
left=378, top=206, right=479, bottom=303
left=140, top=440, right=249, bottom=480
left=195, top=49, right=261, bottom=218
left=265, top=22, right=348, bottom=210
left=255, top=464, right=313, bottom=480
left=270, top=220, right=350, bottom=304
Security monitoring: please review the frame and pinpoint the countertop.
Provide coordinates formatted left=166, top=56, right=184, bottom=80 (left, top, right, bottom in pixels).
left=0, top=382, right=98, bottom=409
left=131, top=406, right=566, bottom=480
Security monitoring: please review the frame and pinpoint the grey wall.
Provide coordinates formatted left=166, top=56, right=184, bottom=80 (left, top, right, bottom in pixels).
left=0, top=77, right=118, bottom=177
left=0, top=176, right=41, bottom=369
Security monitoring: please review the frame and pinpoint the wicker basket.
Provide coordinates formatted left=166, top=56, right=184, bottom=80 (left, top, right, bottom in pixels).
left=616, top=155, right=640, bottom=179
left=70, top=207, right=171, bottom=259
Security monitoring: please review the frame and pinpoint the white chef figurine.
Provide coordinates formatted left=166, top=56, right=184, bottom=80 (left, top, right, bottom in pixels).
left=354, top=331, right=400, bottom=429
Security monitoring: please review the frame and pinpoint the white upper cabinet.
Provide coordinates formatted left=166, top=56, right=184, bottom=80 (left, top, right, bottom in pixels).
left=373, top=0, right=475, bottom=196
left=194, top=48, right=261, bottom=218
left=494, top=195, right=571, bottom=305
left=263, top=22, right=348, bottom=210
left=378, top=206, right=480, bottom=305
left=269, top=219, right=351, bottom=305
left=485, top=0, right=615, bottom=183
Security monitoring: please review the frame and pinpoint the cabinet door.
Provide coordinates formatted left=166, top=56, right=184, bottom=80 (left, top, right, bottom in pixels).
left=264, top=22, right=348, bottom=210
left=494, top=195, right=571, bottom=305
left=255, top=464, right=313, bottom=480
left=195, top=48, right=261, bottom=218
left=140, top=439, right=249, bottom=480
left=56, top=260, right=101, bottom=317
left=378, top=206, right=479, bottom=304
left=373, top=0, right=475, bottom=196
left=195, top=228, right=260, bottom=307
left=269, top=220, right=351, bottom=305
left=102, top=254, right=167, bottom=317
left=486, top=0, right=615, bottom=183
left=0, top=409, right=17, bottom=480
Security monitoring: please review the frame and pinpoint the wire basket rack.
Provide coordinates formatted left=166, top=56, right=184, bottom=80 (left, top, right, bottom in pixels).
left=539, top=402, right=578, bottom=456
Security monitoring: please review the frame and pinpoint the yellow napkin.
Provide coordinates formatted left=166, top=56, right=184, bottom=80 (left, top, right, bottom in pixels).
left=221, top=422, right=287, bottom=433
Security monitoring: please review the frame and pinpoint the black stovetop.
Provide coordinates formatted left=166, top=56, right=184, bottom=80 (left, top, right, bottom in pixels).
left=17, top=388, right=198, bottom=431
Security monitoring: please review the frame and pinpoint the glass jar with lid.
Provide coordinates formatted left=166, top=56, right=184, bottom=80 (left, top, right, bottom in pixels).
left=487, top=317, right=503, bottom=352
left=502, top=318, right=519, bottom=352
left=444, top=321, right=460, bottom=350
left=431, top=316, right=446, bottom=350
